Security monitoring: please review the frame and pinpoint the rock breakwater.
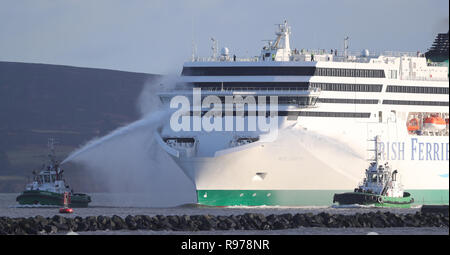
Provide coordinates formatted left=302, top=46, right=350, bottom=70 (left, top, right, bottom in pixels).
left=0, top=211, right=448, bottom=235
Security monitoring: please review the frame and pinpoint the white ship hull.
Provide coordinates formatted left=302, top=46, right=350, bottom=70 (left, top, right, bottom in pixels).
left=155, top=22, right=449, bottom=205
left=156, top=114, right=449, bottom=206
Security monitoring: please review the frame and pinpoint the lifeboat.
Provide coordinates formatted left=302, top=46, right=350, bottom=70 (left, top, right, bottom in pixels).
left=423, top=116, right=446, bottom=131
left=407, top=118, right=420, bottom=132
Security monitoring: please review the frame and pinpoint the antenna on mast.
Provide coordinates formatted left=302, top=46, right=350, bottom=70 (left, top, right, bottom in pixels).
left=344, top=36, right=349, bottom=60
left=191, top=17, right=197, bottom=61
left=192, top=41, right=197, bottom=62
left=47, top=138, right=58, bottom=164
left=211, top=37, right=218, bottom=60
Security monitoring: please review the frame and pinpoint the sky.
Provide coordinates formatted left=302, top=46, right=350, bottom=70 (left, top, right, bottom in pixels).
left=0, top=0, right=448, bottom=75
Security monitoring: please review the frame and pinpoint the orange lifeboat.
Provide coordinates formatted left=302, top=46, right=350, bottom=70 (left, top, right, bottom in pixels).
left=423, top=116, right=446, bottom=131
left=407, top=118, right=420, bottom=132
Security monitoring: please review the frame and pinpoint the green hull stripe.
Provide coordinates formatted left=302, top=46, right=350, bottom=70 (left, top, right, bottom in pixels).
left=16, top=191, right=90, bottom=207
left=197, top=189, right=449, bottom=206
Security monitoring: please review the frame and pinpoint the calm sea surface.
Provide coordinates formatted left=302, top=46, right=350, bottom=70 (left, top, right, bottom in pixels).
left=1, top=193, right=447, bottom=235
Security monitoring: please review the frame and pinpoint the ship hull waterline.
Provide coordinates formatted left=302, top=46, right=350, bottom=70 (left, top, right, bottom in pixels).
left=195, top=189, right=447, bottom=206
left=16, top=190, right=91, bottom=208
left=333, top=192, right=415, bottom=208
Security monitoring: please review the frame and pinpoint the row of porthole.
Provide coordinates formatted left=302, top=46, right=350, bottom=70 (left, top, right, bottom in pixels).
left=239, top=193, right=271, bottom=197
left=203, top=192, right=272, bottom=198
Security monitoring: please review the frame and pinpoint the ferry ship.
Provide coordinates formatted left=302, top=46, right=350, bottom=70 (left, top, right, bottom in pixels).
left=155, top=21, right=449, bottom=206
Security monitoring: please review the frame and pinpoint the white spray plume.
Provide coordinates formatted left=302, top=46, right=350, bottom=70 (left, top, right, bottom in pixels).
left=62, top=76, right=196, bottom=207
left=281, top=125, right=367, bottom=183
left=61, top=110, right=168, bottom=164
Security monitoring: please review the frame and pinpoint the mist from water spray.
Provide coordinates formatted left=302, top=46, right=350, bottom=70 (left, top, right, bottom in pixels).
left=61, top=110, right=170, bottom=164
left=283, top=125, right=368, bottom=183
left=62, top=76, right=196, bottom=207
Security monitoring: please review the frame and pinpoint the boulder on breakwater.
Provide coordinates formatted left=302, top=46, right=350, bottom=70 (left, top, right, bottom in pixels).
left=421, top=205, right=449, bottom=216
left=0, top=211, right=448, bottom=235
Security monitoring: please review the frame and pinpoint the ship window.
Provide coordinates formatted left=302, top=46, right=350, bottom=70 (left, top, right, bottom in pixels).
left=188, top=111, right=371, bottom=118
left=313, top=68, right=385, bottom=77
left=44, top=175, right=50, bottom=183
left=371, top=174, right=378, bottom=182
left=382, top=100, right=449, bottom=106
left=309, top=82, right=382, bottom=92
left=182, top=66, right=317, bottom=76
left=386, top=85, right=448, bottom=94
left=318, top=98, right=378, bottom=104
left=379, top=111, right=383, bottom=123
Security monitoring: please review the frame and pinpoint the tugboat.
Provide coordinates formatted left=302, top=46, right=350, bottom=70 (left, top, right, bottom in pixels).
left=333, top=136, right=414, bottom=208
left=16, top=139, right=91, bottom=208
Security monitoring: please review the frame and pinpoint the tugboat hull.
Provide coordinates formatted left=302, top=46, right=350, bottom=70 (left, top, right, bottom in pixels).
left=16, top=190, right=91, bottom=208
left=333, top=192, right=414, bottom=208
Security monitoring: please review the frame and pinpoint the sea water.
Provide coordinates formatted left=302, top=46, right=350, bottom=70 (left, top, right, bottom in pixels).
left=1, top=193, right=447, bottom=235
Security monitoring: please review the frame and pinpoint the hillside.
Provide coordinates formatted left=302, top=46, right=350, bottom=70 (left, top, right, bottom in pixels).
left=0, top=61, right=159, bottom=192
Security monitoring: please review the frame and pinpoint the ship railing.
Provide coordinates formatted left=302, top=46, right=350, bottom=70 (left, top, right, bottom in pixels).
left=191, top=50, right=423, bottom=63
left=381, top=51, right=422, bottom=57
left=192, top=56, right=259, bottom=62
left=400, top=76, right=449, bottom=81
left=427, top=62, right=449, bottom=67
left=200, top=87, right=321, bottom=93
left=293, top=50, right=421, bottom=58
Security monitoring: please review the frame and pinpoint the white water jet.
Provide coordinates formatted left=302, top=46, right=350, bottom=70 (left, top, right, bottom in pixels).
left=62, top=75, right=180, bottom=164
left=62, top=76, right=196, bottom=207
left=61, top=110, right=169, bottom=164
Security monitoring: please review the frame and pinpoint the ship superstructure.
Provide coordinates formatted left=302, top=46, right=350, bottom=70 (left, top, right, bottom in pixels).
left=156, top=21, right=449, bottom=206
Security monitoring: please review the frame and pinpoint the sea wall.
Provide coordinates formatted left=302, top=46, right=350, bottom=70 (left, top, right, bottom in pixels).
left=0, top=211, right=448, bottom=235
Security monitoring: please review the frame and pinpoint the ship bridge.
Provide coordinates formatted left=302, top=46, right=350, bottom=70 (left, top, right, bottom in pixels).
left=188, top=21, right=448, bottom=82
